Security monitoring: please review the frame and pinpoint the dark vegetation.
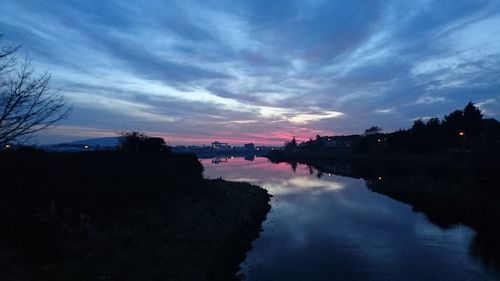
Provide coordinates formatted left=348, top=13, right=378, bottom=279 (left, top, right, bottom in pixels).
left=270, top=102, right=500, bottom=192
left=118, top=131, right=171, bottom=153
left=355, top=102, right=496, bottom=154
left=0, top=135, right=271, bottom=281
left=276, top=102, right=499, bottom=157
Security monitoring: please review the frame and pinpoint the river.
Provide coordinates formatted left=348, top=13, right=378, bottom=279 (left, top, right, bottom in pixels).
left=200, top=156, right=500, bottom=281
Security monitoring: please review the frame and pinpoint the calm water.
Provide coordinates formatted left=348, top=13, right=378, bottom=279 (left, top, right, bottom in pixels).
left=201, top=157, right=500, bottom=281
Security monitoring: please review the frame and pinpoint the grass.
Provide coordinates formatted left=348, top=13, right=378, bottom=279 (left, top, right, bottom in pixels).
left=0, top=149, right=271, bottom=281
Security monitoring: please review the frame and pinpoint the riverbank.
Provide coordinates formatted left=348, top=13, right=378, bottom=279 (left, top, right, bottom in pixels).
left=267, top=149, right=499, bottom=190
left=266, top=152, right=500, bottom=267
left=267, top=149, right=465, bottom=163
left=0, top=149, right=271, bottom=281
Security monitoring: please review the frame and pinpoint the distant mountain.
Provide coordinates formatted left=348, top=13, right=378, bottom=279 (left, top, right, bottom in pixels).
left=69, top=137, right=120, bottom=147
left=41, top=137, right=120, bottom=151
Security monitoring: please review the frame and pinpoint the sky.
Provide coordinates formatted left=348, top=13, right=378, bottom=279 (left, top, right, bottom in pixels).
left=1, top=0, right=500, bottom=145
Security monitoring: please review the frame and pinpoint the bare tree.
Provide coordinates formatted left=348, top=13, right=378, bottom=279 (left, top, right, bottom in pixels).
left=0, top=36, right=69, bottom=145
left=0, top=39, right=18, bottom=74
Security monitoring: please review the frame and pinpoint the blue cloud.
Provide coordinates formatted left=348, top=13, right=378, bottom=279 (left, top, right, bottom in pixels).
left=0, top=0, right=499, bottom=144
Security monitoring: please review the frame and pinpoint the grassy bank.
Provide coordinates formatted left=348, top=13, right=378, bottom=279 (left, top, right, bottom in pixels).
left=266, top=152, right=500, bottom=257
left=0, top=149, right=271, bottom=281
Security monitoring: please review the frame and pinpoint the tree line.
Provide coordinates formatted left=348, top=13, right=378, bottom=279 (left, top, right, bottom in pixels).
left=357, top=102, right=499, bottom=154
left=285, top=102, right=500, bottom=154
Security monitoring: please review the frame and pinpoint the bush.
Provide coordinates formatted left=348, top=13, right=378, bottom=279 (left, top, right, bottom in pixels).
left=119, top=131, right=171, bottom=153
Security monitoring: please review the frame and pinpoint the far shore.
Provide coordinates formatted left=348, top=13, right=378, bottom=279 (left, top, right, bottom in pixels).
left=266, top=150, right=500, bottom=265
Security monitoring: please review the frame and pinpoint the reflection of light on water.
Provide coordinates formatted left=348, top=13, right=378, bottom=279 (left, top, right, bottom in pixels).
left=231, top=177, right=261, bottom=183
left=268, top=176, right=345, bottom=195
left=200, top=156, right=496, bottom=280
left=288, top=177, right=344, bottom=190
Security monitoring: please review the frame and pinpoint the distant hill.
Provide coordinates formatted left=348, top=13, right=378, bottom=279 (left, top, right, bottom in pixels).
left=42, top=137, right=120, bottom=151
left=69, top=137, right=120, bottom=147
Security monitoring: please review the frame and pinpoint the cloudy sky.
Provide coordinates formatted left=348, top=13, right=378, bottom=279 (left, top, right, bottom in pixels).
left=1, top=0, right=499, bottom=145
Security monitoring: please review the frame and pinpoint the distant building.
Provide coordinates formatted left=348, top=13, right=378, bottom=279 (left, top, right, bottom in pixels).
left=244, top=143, right=255, bottom=150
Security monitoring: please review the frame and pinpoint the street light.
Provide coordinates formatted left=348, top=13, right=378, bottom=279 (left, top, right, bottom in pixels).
left=458, top=131, right=466, bottom=151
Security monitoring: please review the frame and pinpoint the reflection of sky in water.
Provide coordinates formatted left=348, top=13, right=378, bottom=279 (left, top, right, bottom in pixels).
left=201, top=157, right=500, bottom=281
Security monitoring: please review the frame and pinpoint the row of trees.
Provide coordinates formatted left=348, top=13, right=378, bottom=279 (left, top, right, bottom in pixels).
left=358, top=102, right=498, bottom=153
left=284, top=102, right=499, bottom=154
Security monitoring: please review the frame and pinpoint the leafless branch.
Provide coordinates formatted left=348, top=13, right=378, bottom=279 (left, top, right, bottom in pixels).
left=0, top=37, right=69, bottom=145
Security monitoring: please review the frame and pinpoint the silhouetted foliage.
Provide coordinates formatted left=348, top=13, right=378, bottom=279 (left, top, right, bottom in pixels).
left=119, top=131, right=171, bottom=153
left=426, top=117, right=441, bottom=129
left=1, top=149, right=268, bottom=280
left=358, top=102, right=487, bottom=154
left=273, top=102, right=492, bottom=156
left=443, top=110, right=465, bottom=139
left=284, top=136, right=298, bottom=151
left=356, top=134, right=379, bottom=153
left=268, top=102, right=495, bottom=162
left=364, top=126, right=382, bottom=135
left=463, top=101, right=483, bottom=137
left=412, top=119, right=426, bottom=131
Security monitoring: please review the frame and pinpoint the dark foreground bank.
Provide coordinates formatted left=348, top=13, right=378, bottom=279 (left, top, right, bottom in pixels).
left=0, top=149, right=271, bottom=281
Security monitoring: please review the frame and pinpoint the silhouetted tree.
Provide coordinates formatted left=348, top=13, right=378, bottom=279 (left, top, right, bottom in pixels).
left=426, top=117, right=441, bottom=129
left=463, top=102, right=483, bottom=137
left=119, top=131, right=170, bottom=153
left=284, top=136, right=298, bottom=151
left=442, top=110, right=465, bottom=143
left=355, top=133, right=383, bottom=153
left=0, top=36, right=69, bottom=145
left=364, top=126, right=382, bottom=135
left=140, top=137, right=170, bottom=152
left=386, top=129, right=411, bottom=152
left=407, top=117, right=444, bottom=153
left=120, top=131, right=144, bottom=151
left=411, top=119, right=426, bottom=131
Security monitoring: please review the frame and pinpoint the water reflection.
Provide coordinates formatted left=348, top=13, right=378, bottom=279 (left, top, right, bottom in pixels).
left=211, top=156, right=229, bottom=164
left=201, top=157, right=500, bottom=281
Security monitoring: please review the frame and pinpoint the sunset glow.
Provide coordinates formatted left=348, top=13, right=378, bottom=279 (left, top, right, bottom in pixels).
left=1, top=1, right=499, bottom=145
